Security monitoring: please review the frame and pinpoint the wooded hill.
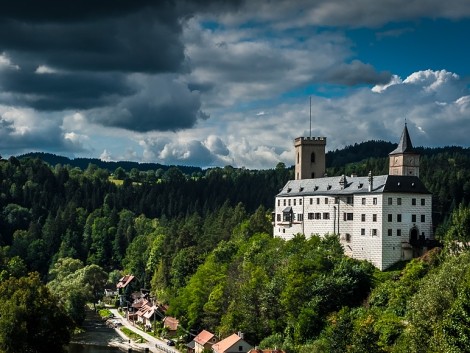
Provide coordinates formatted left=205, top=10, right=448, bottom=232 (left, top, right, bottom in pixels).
left=1, top=141, right=470, bottom=352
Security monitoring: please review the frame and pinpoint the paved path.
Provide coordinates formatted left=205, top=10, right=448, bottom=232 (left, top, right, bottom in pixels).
left=109, top=308, right=180, bottom=353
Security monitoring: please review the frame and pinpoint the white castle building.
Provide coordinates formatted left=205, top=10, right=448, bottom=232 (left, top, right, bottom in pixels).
left=273, top=125, right=433, bottom=270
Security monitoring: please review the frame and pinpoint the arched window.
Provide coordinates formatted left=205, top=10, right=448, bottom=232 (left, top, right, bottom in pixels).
left=311, top=152, right=315, bottom=163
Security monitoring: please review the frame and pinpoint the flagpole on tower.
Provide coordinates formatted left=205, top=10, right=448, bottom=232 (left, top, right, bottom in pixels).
left=309, top=96, right=312, bottom=138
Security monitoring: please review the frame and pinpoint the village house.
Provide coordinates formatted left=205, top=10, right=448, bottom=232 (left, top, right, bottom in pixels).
left=186, top=329, right=218, bottom=353
left=163, top=316, right=179, bottom=337
left=212, top=333, right=252, bottom=353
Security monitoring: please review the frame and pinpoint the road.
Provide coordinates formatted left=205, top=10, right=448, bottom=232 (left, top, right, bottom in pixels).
left=108, top=308, right=180, bottom=353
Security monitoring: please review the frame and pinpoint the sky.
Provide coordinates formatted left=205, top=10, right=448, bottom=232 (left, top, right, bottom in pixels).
left=0, top=0, right=470, bottom=169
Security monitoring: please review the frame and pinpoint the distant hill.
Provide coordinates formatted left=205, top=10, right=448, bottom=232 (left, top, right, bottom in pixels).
left=326, top=140, right=396, bottom=168
left=17, top=152, right=202, bottom=175
left=16, top=141, right=470, bottom=174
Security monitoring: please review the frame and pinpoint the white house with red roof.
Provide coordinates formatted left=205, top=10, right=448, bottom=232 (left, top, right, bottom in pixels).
left=212, top=333, right=252, bottom=353
left=193, top=329, right=218, bottom=353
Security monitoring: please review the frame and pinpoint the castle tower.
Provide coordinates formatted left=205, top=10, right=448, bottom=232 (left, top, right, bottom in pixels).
left=389, top=123, right=420, bottom=177
left=294, top=136, right=326, bottom=180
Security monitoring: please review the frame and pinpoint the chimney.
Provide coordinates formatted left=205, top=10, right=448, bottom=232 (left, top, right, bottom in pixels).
left=368, top=171, right=373, bottom=192
left=238, top=331, right=244, bottom=339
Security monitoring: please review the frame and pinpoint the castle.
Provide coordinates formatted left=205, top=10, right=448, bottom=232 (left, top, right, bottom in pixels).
left=273, top=125, right=433, bottom=270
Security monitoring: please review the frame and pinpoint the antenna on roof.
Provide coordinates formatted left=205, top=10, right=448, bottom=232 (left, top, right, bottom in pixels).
left=309, top=96, right=312, bottom=138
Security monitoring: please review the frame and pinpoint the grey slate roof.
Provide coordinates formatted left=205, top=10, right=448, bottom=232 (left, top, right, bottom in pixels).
left=389, top=124, right=415, bottom=155
left=277, top=174, right=430, bottom=197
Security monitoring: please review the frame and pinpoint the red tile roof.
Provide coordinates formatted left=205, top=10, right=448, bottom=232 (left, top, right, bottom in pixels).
left=212, top=334, right=242, bottom=353
left=194, top=330, right=215, bottom=346
left=163, top=316, right=179, bottom=331
left=116, top=275, right=135, bottom=288
left=132, top=298, right=148, bottom=309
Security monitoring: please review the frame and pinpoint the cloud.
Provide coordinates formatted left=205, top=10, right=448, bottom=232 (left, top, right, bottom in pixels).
left=218, top=0, right=470, bottom=28
left=0, top=53, right=19, bottom=70
left=323, top=60, right=392, bottom=86
left=88, top=75, right=208, bottom=132
left=183, top=19, right=385, bottom=110
left=0, top=68, right=132, bottom=110
left=0, top=107, right=87, bottom=154
left=140, top=137, right=219, bottom=167
left=204, top=135, right=230, bottom=156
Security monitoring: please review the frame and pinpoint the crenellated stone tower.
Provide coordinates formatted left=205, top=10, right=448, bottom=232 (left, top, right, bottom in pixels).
left=388, top=123, right=420, bottom=177
left=294, top=136, right=326, bottom=180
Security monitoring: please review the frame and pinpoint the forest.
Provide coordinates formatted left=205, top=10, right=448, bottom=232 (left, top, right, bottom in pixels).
left=1, top=140, right=470, bottom=352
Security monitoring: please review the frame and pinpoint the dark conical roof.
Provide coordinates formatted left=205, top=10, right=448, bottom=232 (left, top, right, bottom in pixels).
left=389, top=124, right=414, bottom=155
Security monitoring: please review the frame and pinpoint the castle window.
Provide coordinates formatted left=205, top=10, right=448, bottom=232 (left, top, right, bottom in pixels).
left=277, top=214, right=281, bottom=221
left=345, top=233, right=351, bottom=242
left=388, top=214, right=392, bottom=222
left=373, top=198, right=377, bottom=205
left=373, top=214, right=377, bottom=222
left=421, top=198, right=425, bottom=206
left=317, top=198, right=320, bottom=205
left=397, top=214, right=402, bottom=222
left=288, top=199, right=291, bottom=206
left=421, top=215, right=426, bottom=222
left=315, top=212, right=321, bottom=219
left=412, top=198, right=416, bottom=206
left=361, top=214, right=365, bottom=222
left=347, top=196, right=353, bottom=205
left=297, top=152, right=299, bottom=164
left=283, top=199, right=286, bottom=206
left=344, top=213, right=353, bottom=221
left=388, top=197, right=392, bottom=205
left=412, top=214, right=416, bottom=222
left=311, top=152, right=315, bottom=163
left=361, top=228, right=365, bottom=235
left=311, top=172, right=315, bottom=178
left=277, top=199, right=280, bottom=206
left=388, top=229, right=392, bottom=236
left=308, top=213, right=314, bottom=220
left=310, top=198, right=313, bottom=205
left=372, top=229, right=377, bottom=236
left=325, top=198, right=329, bottom=204
left=297, top=214, right=303, bottom=221
left=397, top=229, right=401, bottom=236
left=293, top=199, right=296, bottom=206
left=362, top=198, right=366, bottom=205
left=397, top=198, right=402, bottom=205
left=323, top=212, right=330, bottom=219
left=299, top=198, right=302, bottom=205
left=282, top=211, right=292, bottom=222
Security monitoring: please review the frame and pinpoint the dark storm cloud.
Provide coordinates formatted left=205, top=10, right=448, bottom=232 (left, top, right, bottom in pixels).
left=0, top=12, right=184, bottom=73
left=0, top=0, right=243, bottom=132
left=89, top=75, right=208, bottom=132
left=0, top=1, right=244, bottom=73
left=0, top=1, right=243, bottom=22
left=0, top=69, right=132, bottom=110
left=324, top=60, right=392, bottom=86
